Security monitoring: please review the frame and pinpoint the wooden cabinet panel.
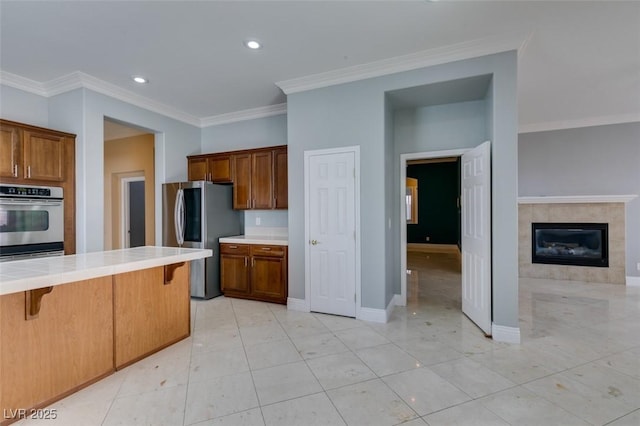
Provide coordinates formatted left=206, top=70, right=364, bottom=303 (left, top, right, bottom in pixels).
left=251, top=255, right=286, bottom=301
left=113, top=263, right=190, bottom=368
left=0, top=125, right=20, bottom=179
left=220, top=243, right=287, bottom=304
left=232, top=153, right=252, bottom=209
left=22, top=130, right=65, bottom=181
left=188, top=157, right=208, bottom=181
left=0, top=278, right=113, bottom=419
left=209, top=154, right=232, bottom=183
left=220, top=254, right=250, bottom=294
left=252, top=151, right=274, bottom=209
left=274, top=148, right=288, bottom=209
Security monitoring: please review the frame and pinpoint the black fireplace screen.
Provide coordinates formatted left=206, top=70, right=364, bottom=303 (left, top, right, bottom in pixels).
left=532, top=223, right=608, bottom=267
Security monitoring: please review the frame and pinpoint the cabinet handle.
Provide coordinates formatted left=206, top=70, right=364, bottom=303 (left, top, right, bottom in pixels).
left=251, top=258, right=255, bottom=267
left=252, top=199, right=255, bottom=209
left=229, top=245, right=238, bottom=249
left=244, top=257, right=248, bottom=267
left=261, top=247, right=271, bottom=251
left=13, top=164, right=18, bottom=177
left=246, top=200, right=249, bottom=209
left=27, top=166, right=31, bottom=179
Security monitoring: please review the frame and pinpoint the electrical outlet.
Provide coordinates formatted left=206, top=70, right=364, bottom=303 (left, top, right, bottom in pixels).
left=426, top=236, right=430, bottom=242
left=256, top=217, right=261, bottom=226
left=637, top=262, right=640, bottom=271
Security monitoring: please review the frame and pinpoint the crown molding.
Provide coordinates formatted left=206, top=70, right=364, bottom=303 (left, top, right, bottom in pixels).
left=518, top=112, right=640, bottom=134
left=200, top=103, right=287, bottom=127
left=276, top=32, right=531, bottom=95
left=0, top=71, right=48, bottom=97
left=1, top=70, right=201, bottom=127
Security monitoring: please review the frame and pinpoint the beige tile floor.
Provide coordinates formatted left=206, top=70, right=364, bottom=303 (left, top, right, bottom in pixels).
left=16, top=251, right=640, bottom=425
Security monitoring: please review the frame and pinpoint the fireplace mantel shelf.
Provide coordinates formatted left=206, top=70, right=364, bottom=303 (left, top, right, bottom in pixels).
left=518, top=195, right=637, bottom=204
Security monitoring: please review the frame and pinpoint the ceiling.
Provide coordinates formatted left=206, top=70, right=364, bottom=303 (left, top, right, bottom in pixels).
left=1, top=1, right=639, bottom=133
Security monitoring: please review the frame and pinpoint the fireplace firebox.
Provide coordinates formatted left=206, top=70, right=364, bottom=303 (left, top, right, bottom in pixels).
left=532, top=223, right=608, bottom=267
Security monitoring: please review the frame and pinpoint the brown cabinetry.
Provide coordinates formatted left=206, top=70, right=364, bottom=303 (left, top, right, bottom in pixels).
left=0, top=277, right=114, bottom=421
left=188, top=145, right=287, bottom=210
left=220, top=243, right=287, bottom=304
left=113, top=263, right=190, bottom=369
left=187, top=153, right=232, bottom=183
left=0, top=119, right=76, bottom=254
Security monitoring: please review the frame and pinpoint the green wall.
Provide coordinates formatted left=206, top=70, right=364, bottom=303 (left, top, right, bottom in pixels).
left=407, top=161, right=459, bottom=244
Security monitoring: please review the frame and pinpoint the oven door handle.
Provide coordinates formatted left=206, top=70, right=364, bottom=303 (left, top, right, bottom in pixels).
left=0, top=199, right=63, bottom=206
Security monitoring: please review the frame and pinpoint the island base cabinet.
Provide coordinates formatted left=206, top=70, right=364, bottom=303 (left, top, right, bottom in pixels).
left=114, top=263, right=190, bottom=369
left=0, top=277, right=114, bottom=425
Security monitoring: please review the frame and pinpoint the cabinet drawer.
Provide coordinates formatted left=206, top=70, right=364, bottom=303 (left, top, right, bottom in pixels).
left=220, top=243, right=250, bottom=255
left=250, top=245, right=285, bottom=257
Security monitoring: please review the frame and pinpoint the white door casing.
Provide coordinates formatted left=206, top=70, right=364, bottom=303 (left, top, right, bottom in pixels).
left=305, top=147, right=358, bottom=317
left=461, top=141, right=492, bottom=335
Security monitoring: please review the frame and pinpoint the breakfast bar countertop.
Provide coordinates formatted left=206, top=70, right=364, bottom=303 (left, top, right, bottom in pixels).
left=0, top=246, right=212, bottom=296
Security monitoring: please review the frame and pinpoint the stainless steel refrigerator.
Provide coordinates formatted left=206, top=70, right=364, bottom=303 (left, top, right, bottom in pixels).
left=162, top=181, right=242, bottom=299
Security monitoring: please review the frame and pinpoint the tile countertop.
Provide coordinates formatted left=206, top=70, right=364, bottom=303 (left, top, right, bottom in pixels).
left=0, top=246, right=212, bottom=297
left=219, top=235, right=288, bottom=246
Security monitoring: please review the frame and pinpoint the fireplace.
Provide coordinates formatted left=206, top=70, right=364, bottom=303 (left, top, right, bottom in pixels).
left=532, top=223, right=608, bottom=267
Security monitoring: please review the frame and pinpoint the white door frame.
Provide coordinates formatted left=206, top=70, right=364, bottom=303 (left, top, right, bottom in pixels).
left=304, top=146, right=361, bottom=318
left=120, top=176, right=145, bottom=248
left=399, top=148, right=469, bottom=307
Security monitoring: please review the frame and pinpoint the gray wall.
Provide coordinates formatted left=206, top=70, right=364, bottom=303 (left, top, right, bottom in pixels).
left=0, top=84, right=49, bottom=127
left=519, top=122, right=640, bottom=278
left=288, top=51, right=519, bottom=330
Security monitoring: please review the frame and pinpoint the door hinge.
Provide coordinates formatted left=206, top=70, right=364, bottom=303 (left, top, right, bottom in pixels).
left=354, top=293, right=356, bottom=302
left=353, top=231, right=356, bottom=240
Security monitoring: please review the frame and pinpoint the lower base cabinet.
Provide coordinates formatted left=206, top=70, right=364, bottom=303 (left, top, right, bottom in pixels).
left=220, top=243, right=287, bottom=304
left=0, top=263, right=190, bottom=425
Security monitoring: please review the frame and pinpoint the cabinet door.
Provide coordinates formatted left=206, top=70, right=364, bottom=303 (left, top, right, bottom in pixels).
left=251, top=151, right=274, bottom=209
left=250, top=255, right=286, bottom=302
left=113, top=264, right=190, bottom=368
left=273, top=148, right=288, bottom=209
left=232, top=153, right=252, bottom=209
left=220, top=254, right=250, bottom=294
left=209, top=155, right=232, bottom=183
left=22, top=130, right=65, bottom=181
left=188, top=157, right=209, bottom=181
left=0, top=124, right=20, bottom=179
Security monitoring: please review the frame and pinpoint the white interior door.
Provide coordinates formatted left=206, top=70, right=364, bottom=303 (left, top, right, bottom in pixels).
left=307, top=150, right=356, bottom=317
left=461, top=141, right=492, bottom=335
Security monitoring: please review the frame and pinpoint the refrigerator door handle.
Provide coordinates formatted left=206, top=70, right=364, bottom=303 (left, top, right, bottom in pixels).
left=175, top=188, right=185, bottom=246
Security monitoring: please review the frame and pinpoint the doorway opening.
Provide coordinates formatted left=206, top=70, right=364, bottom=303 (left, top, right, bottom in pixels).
left=400, top=143, right=492, bottom=335
left=103, top=118, right=155, bottom=250
left=121, top=176, right=146, bottom=248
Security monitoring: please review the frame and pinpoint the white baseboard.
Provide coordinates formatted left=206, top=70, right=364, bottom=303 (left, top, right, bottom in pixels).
left=287, top=297, right=309, bottom=312
left=627, top=276, right=640, bottom=287
left=393, top=293, right=405, bottom=307
left=357, top=297, right=395, bottom=323
left=491, top=323, right=521, bottom=344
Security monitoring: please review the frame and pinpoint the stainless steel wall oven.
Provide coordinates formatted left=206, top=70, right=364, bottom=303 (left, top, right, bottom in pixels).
left=0, top=184, right=64, bottom=261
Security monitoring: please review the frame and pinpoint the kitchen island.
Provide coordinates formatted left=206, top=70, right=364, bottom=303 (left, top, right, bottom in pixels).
left=0, top=247, right=211, bottom=425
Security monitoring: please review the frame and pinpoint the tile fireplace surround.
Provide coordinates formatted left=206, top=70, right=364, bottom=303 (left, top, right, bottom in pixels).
left=519, top=200, right=626, bottom=284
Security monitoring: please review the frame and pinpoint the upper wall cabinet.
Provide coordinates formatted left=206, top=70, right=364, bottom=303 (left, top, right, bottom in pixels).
left=0, top=119, right=77, bottom=254
left=188, top=145, right=287, bottom=211
left=0, top=122, right=69, bottom=182
left=187, top=153, right=232, bottom=183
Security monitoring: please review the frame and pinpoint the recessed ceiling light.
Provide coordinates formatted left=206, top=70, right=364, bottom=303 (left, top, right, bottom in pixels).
left=132, top=76, right=148, bottom=84
left=245, top=39, right=261, bottom=50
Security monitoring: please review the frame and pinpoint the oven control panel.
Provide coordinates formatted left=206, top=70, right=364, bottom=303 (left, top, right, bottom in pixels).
left=0, top=184, right=62, bottom=198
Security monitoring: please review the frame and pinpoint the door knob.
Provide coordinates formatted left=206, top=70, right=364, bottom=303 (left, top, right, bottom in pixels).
left=310, top=239, right=319, bottom=245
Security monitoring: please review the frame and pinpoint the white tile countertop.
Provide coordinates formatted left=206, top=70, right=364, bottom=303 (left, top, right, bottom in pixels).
left=219, top=235, right=288, bottom=246
left=0, top=246, right=212, bottom=296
